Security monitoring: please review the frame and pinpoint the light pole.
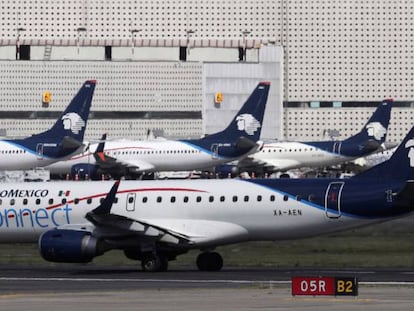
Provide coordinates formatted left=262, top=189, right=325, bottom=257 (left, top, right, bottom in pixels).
left=242, top=30, right=251, bottom=61
left=76, top=27, right=87, bottom=54
left=130, top=29, right=142, bottom=55
left=16, top=27, right=26, bottom=60
left=186, top=29, right=196, bottom=55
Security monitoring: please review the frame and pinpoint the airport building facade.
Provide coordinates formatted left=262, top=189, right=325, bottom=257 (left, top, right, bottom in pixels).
left=0, top=0, right=413, bottom=143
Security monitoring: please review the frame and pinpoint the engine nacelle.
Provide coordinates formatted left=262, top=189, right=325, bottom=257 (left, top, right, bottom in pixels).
left=214, top=164, right=240, bottom=178
left=71, top=163, right=100, bottom=180
left=39, top=229, right=100, bottom=263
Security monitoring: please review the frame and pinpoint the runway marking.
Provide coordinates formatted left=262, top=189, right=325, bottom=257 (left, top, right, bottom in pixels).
left=1, top=277, right=414, bottom=286
left=0, top=277, right=289, bottom=285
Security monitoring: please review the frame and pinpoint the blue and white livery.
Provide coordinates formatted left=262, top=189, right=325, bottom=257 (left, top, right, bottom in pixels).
left=0, top=80, right=96, bottom=170
left=46, top=82, right=270, bottom=178
left=1, top=121, right=413, bottom=272
left=241, top=100, right=392, bottom=173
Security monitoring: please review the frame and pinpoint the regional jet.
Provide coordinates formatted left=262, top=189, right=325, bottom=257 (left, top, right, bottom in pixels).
left=46, top=82, right=270, bottom=179
left=1, top=122, right=413, bottom=272
left=0, top=80, right=96, bottom=170
left=234, top=100, right=392, bottom=176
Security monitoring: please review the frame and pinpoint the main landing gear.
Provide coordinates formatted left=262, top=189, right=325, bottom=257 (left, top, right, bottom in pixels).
left=138, top=251, right=224, bottom=272
left=141, top=253, right=169, bottom=272
left=196, top=251, right=223, bottom=271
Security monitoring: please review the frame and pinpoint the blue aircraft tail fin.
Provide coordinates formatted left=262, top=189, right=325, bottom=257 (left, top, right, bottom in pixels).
left=343, top=99, right=392, bottom=151
left=45, top=80, right=96, bottom=142
left=203, top=82, right=270, bottom=143
left=355, top=125, right=414, bottom=180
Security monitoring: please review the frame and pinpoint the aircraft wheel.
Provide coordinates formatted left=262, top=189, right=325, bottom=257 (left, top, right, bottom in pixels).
left=160, top=255, right=169, bottom=272
left=196, top=252, right=223, bottom=271
left=141, top=254, right=168, bottom=272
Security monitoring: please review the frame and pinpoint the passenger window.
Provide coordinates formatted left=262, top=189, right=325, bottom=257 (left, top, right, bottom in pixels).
left=209, top=196, right=214, bottom=202
left=296, top=195, right=302, bottom=201
left=36, top=199, right=41, bottom=205
left=23, top=198, right=28, bottom=205
left=196, top=196, right=202, bottom=203
left=10, top=199, right=15, bottom=206
left=74, top=198, right=80, bottom=204
left=49, top=198, right=54, bottom=205
left=220, top=196, right=225, bottom=202
left=257, top=195, right=262, bottom=202
left=244, top=196, right=249, bottom=202
left=270, top=195, right=275, bottom=202
left=308, top=194, right=315, bottom=202
left=184, top=196, right=189, bottom=203
left=62, top=198, right=67, bottom=204
left=87, top=198, right=92, bottom=204
left=283, top=195, right=289, bottom=201
left=232, top=196, right=238, bottom=202
left=171, top=196, right=176, bottom=203
left=143, top=197, right=148, bottom=203
left=157, top=196, right=162, bottom=203
left=128, top=197, right=134, bottom=204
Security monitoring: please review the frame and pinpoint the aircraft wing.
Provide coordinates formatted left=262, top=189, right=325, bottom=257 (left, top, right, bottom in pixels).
left=93, top=134, right=155, bottom=173
left=238, top=156, right=301, bottom=172
left=87, top=213, right=248, bottom=245
left=115, top=159, right=155, bottom=172
left=84, top=181, right=247, bottom=246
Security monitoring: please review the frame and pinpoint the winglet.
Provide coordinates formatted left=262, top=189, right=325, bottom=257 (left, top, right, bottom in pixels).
left=89, top=180, right=120, bottom=216
left=95, top=133, right=108, bottom=162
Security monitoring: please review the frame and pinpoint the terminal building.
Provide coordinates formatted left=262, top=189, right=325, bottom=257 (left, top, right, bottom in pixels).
left=0, top=0, right=413, bottom=144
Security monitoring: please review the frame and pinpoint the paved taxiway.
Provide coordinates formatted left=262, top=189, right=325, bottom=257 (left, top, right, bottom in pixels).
left=0, top=265, right=413, bottom=310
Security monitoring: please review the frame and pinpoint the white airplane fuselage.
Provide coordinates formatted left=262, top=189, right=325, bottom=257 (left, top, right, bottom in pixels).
left=0, top=141, right=80, bottom=170
left=253, top=141, right=351, bottom=171
left=47, top=139, right=244, bottom=174
left=0, top=179, right=386, bottom=244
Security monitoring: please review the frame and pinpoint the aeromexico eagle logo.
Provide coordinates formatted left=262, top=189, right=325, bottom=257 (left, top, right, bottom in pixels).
left=236, top=113, right=261, bottom=136
left=61, top=112, right=85, bottom=135
left=365, top=122, right=387, bottom=140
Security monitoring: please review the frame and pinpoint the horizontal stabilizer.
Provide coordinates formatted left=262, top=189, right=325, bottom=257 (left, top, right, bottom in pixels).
left=395, top=181, right=414, bottom=205
left=236, top=136, right=257, bottom=150
left=61, top=136, right=83, bottom=150
left=361, top=140, right=381, bottom=152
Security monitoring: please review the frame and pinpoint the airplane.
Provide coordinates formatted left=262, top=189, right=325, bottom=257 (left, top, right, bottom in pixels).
left=1, top=123, right=414, bottom=272
left=229, top=99, right=393, bottom=177
left=46, top=81, right=270, bottom=179
left=0, top=80, right=96, bottom=170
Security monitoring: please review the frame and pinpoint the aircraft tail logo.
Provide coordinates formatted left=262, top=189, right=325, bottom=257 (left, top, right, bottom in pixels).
left=366, top=122, right=387, bottom=141
left=61, top=112, right=86, bottom=135
left=236, top=113, right=261, bottom=136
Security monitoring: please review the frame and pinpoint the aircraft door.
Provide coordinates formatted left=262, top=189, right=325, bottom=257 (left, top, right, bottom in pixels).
left=324, top=182, right=344, bottom=219
left=126, top=193, right=136, bottom=212
left=36, top=143, right=44, bottom=160
left=333, top=142, right=341, bottom=154
left=211, top=144, right=219, bottom=159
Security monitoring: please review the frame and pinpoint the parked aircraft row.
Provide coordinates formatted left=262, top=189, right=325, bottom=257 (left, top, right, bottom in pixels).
left=0, top=79, right=411, bottom=272
left=46, top=82, right=271, bottom=179
left=48, top=87, right=392, bottom=180
left=0, top=80, right=394, bottom=179
left=0, top=123, right=413, bottom=271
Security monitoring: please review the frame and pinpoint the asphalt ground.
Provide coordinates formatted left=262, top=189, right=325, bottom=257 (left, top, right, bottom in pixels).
left=0, top=265, right=414, bottom=311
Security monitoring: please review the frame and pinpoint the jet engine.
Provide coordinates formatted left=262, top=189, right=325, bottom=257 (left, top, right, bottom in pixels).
left=39, top=229, right=101, bottom=263
left=71, top=163, right=100, bottom=179
left=214, top=164, right=240, bottom=178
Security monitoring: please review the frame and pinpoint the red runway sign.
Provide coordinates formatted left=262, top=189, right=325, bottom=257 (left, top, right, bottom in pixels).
left=292, top=276, right=358, bottom=296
